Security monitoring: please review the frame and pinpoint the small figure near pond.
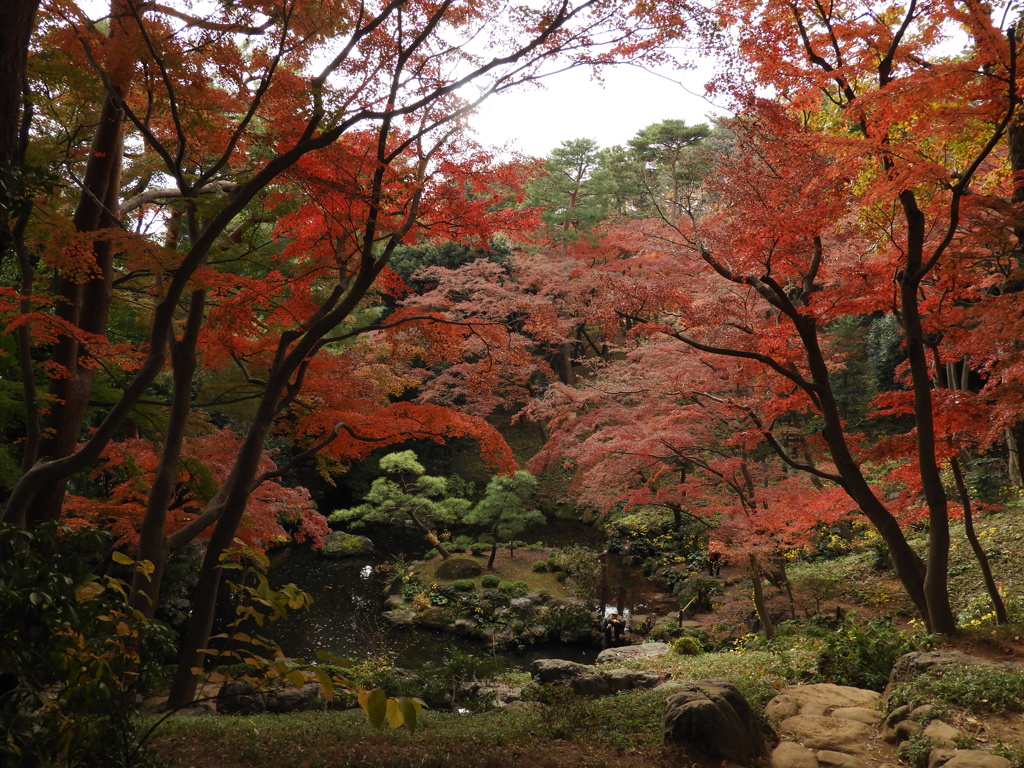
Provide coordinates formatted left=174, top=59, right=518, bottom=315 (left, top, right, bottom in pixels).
left=603, top=612, right=626, bottom=648
left=708, top=548, right=722, bottom=577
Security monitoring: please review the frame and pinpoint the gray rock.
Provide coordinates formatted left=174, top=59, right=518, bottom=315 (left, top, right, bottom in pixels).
left=510, top=597, right=535, bottom=619
left=320, top=531, right=374, bottom=558
left=383, top=608, right=416, bottom=626
left=885, top=705, right=911, bottom=727
left=894, top=719, right=921, bottom=742
left=817, top=750, right=867, bottom=768
left=217, top=680, right=265, bottom=715
left=771, top=741, right=819, bottom=768
left=597, top=641, right=672, bottom=664
left=414, top=606, right=454, bottom=629
left=435, top=557, right=483, bottom=579
left=831, top=707, right=879, bottom=725
left=570, top=672, right=612, bottom=697
left=929, top=749, right=1012, bottom=768
left=265, top=683, right=321, bottom=713
left=911, top=704, right=938, bottom=721
left=452, top=617, right=476, bottom=635
left=601, top=668, right=638, bottom=692
left=663, top=677, right=774, bottom=766
left=922, top=720, right=964, bottom=748
left=655, top=681, right=691, bottom=696
left=767, top=684, right=879, bottom=719
left=600, top=668, right=662, bottom=692
left=778, top=714, right=872, bottom=753
left=530, top=658, right=591, bottom=682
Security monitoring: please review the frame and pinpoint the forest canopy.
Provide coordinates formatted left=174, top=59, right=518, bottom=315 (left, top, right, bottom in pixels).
left=2, top=0, right=1023, bottom=725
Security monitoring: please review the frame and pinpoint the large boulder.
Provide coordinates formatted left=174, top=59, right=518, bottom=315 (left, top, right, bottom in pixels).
left=597, top=641, right=672, bottom=664
left=217, top=680, right=265, bottom=714
left=530, top=658, right=591, bottom=682
left=435, top=557, right=483, bottom=579
left=663, top=677, right=775, bottom=766
left=320, top=531, right=374, bottom=558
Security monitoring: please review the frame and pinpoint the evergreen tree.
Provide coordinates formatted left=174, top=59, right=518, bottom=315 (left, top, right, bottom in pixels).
left=463, top=471, right=545, bottom=568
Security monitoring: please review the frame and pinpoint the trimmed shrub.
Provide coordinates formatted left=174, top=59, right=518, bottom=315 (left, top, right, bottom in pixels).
left=453, top=579, right=476, bottom=592
left=480, top=574, right=500, bottom=589
left=531, top=561, right=548, bottom=573
left=672, top=636, right=704, bottom=656
left=451, top=535, right=473, bottom=553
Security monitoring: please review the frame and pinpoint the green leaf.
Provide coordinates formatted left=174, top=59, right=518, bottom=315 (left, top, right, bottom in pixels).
left=358, top=688, right=387, bottom=728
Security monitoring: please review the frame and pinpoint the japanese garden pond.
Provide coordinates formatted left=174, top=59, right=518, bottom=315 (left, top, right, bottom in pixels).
left=260, top=521, right=672, bottom=670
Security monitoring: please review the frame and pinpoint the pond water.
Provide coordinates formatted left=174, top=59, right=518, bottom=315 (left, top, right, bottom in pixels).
left=261, top=522, right=673, bottom=670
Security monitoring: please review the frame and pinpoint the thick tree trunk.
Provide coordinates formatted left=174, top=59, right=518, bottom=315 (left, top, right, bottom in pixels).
left=27, top=0, right=132, bottom=525
left=0, top=0, right=39, bottom=267
left=899, top=194, right=956, bottom=634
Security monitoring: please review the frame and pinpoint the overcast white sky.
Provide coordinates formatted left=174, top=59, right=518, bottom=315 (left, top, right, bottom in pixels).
left=468, top=60, right=729, bottom=158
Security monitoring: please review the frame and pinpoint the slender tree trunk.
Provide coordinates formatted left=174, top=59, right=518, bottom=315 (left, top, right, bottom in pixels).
left=487, top=543, right=498, bottom=569
left=131, top=282, right=206, bottom=616
left=748, top=553, right=774, bottom=641
left=951, top=455, right=1008, bottom=624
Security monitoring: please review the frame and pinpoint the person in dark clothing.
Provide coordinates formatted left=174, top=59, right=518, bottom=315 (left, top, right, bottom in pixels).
left=708, top=549, right=722, bottom=577
left=603, top=613, right=625, bottom=648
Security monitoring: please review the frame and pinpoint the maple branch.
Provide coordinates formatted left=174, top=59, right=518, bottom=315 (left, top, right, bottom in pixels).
left=196, top=7, right=288, bottom=186
left=139, top=3, right=276, bottom=34
left=616, top=309, right=816, bottom=395
left=322, top=314, right=506, bottom=344
left=878, top=0, right=917, bottom=87
left=788, top=2, right=857, bottom=106
left=121, top=181, right=239, bottom=214
left=921, top=27, right=1019, bottom=276
left=692, top=391, right=845, bottom=486
left=252, top=423, right=389, bottom=487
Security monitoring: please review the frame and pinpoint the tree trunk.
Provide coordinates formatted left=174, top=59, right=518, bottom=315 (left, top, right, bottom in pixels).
left=0, top=0, right=39, bottom=269
left=951, top=455, right=1008, bottom=624
left=1007, top=426, right=1024, bottom=489
left=27, top=0, right=132, bottom=525
left=487, top=543, right=498, bottom=569
left=748, top=553, right=774, bottom=641
left=131, top=281, right=206, bottom=617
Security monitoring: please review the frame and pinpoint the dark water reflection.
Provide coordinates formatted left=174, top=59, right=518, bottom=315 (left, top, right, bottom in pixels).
left=262, top=522, right=670, bottom=670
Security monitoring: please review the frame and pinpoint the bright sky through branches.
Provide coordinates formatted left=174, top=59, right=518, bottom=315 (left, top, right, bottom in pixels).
left=470, top=59, right=727, bottom=158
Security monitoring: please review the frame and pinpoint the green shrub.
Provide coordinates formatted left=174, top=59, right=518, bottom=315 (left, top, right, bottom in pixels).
left=416, top=649, right=506, bottom=710
left=451, top=535, right=473, bottom=553
left=521, top=683, right=600, bottom=739
left=531, top=561, right=548, bottom=572
left=673, top=575, right=724, bottom=612
left=815, top=615, right=931, bottom=691
left=480, top=574, right=500, bottom=589
left=512, top=580, right=529, bottom=597
left=497, top=581, right=515, bottom=594
left=543, top=601, right=593, bottom=641
left=886, top=665, right=1024, bottom=715
left=0, top=523, right=176, bottom=768
left=453, top=579, right=475, bottom=592
left=672, top=636, right=704, bottom=656
left=470, top=542, right=490, bottom=556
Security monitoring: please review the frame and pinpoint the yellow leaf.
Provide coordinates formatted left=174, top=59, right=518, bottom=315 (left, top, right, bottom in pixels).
left=385, top=698, right=405, bottom=730
left=75, top=582, right=104, bottom=603
left=111, top=551, right=134, bottom=566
